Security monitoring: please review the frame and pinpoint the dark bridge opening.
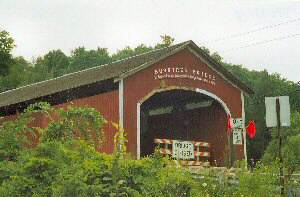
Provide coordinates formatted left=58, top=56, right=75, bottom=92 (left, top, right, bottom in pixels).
left=140, top=89, right=228, bottom=165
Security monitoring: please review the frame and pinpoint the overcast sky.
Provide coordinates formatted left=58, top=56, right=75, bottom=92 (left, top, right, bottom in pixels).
left=1, top=0, right=300, bottom=82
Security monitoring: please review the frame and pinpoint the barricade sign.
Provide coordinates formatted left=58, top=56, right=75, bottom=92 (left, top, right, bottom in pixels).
left=172, top=140, right=194, bottom=159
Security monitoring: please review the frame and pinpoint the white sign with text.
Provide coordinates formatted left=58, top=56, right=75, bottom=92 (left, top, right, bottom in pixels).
left=172, top=140, right=194, bottom=159
left=232, top=118, right=243, bottom=129
left=233, top=129, right=243, bottom=145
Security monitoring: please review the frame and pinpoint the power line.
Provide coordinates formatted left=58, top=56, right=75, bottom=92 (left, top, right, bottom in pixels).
left=220, top=33, right=300, bottom=53
left=204, top=17, right=300, bottom=43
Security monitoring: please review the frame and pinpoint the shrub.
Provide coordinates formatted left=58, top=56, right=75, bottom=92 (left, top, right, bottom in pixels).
left=0, top=175, right=35, bottom=197
left=283, top=134, right=300, bottom=179
left=0, top=103, right=286, bottom=196
left=236, top=162, right=278, bottom=197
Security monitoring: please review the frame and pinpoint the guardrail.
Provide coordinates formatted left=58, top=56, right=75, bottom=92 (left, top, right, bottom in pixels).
left=154, top=138, right=211, bottom=166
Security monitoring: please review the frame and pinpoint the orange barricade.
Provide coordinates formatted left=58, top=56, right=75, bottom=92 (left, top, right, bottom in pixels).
left=154, top=138, right=211, bottom=166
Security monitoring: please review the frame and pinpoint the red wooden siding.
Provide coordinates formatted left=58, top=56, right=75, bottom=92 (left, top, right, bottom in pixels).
left=54, top=90, right=119, bottom=153
left=1, top=90, right=119, bottom=153
left=124, top=48, right=244, bottom=161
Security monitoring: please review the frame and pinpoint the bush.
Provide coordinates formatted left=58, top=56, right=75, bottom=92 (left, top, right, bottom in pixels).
left=235, top=162, right=278, bottom=197
left=0, top=103, right=285, bottom=196
left=0, top=175, right=35, bottom=197
left=284, top=134, right=300, bottom=178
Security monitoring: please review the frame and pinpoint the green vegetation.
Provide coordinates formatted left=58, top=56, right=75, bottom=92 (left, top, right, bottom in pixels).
left=262, top=111, right=300, bottom=180
left=0, top=104, right=290, bottom=196
left=0, top=29, right=15, bottom=76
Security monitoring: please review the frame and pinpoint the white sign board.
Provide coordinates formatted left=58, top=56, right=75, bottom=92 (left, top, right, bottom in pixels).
left=232, top=118, right=243, bottom=129
left=233, top=129, right=243, bottom=145
left=172, top=140, right=194, bottom=159
left=265, top=97, right=277, bottom=127
left=279, top=96, right=291, bottom=127
left=265, top=96, right=290, bottom=127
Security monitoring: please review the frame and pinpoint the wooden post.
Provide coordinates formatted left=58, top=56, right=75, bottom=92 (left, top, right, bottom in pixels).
left=243, top=128, right=248, bottom=169
left=276, top=98, right=284, bottom=196
left=227, top=135, right=231, bottom=168
left=196, top=145, right=200, bottom=162
left=241, top=92, right=248, bottom=170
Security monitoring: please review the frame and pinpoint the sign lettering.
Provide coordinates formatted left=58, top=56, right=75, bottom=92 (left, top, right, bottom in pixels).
left=232, top=118, right=243, bottom=129
left=172, top=140, right=194, bottom=159
left=153, top=66, right=216, bottom=86
left=233, top=128, right=243, bottom=145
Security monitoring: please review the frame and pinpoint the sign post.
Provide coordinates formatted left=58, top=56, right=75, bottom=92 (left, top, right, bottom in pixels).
left=231, top=118, right=244, bottom=168
left=265, top=96, right=290, bottom=196
left=276, top=98, right=284, bottom=197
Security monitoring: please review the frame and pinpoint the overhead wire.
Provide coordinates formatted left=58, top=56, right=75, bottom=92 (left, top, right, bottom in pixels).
left=220, top=33, right=300, bottom=53
left=201, top=17, right=300, bottom=105
left=204, top=17, right=300, bottom=43
left=200, top=17, right=300, bottom=53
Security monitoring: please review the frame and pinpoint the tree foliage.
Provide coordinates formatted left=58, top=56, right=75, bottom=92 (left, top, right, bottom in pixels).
left=154, top=35, right=175, bottom=49
left=41, top=49, right=70, bottom=77
left=0, top=30, right=15, bottom=76
left=262, top=111, right=300, bottom=178
left=68, top=47, right=110, bottom=72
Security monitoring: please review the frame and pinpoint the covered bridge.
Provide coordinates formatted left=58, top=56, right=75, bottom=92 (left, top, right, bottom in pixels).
left=0, top=40, right=253, bottom=166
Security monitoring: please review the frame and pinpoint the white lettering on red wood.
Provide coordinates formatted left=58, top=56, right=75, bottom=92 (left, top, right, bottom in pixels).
left=153, top=66, right=216, bottom=86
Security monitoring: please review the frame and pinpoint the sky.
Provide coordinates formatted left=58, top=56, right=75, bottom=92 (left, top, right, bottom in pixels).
left=1, top=0, right=300, bottom=82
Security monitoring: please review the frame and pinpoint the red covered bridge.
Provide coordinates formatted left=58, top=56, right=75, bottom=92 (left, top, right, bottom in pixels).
left=0, top=40, right=253, bottom=166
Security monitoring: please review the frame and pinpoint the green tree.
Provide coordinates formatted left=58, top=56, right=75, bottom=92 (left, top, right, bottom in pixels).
left=41, top=49, right=69, bottom=77
left=223, top=63, right=300, bottom=160
left=283, top=134, right=300, bottom=179
left=160, top=35, right=174, bottom=46
left=111, top=46, right=135, bottom=61
left=68, top=47, right=110, bottom=72
left=0, top=56, right=30, bottom=92
left=155, top=35, right=175, bottom=49
left=25, top=56, right=52, bottom=84
left=262, top=112, right=300, bottom=178
left=0, top=30, right=15, bottom=76
left=198, top=47, right=300, bottom=161
left=111, top=44, right=153, bottom=61
left=134, top=44, right=153, bottom=54
left=211, top=52, right=223, bottom=63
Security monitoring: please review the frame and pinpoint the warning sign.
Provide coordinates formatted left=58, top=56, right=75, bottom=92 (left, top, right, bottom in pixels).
left=233, top=129, right=243, bottom=145
left=172, top=140, right=194, bottom=159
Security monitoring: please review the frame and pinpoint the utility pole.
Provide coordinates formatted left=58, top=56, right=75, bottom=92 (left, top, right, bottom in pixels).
left=276, top=98, right=284, bottom=196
